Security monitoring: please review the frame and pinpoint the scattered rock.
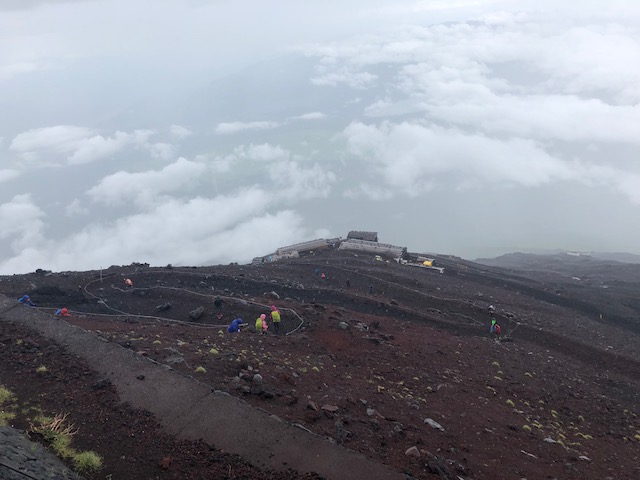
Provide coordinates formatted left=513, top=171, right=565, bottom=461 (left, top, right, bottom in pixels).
left=405, top=446, right=420, bottom=457
left=321, top=405, right=339, bottom=413
left=250, top=385, right=265, bottom=396
left=307, top=400, right=318, bottom=411
left=264, top=291, right=280, bottom=300
left=92, top=378, right=112, bottom=390
left=338, top=322, right=350, bottom=330
left=424, top=418, right=444, bottom=431
left=281, top=395, right=298, bottom=406
left=165, top=355, right=185, bottom=365
left=155, top=302, right=171, bottom=312
left=543, top=437, right=557, bottom=444
left=252, top=374, right=263, bottom=384
left=305, top=410, right=322, bottom=422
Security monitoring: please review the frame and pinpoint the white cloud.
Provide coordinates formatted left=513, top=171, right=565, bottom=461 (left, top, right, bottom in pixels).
left=0, top=169, right=21, bottom=183
left=65, top=198, right=89, bottom=216
left=0, top=0, right=92, bottom=11
left=344, top=121, right=574, bottom=193
left=215, top=121, right=279, bottom=135
left=421, top=93, right=640, bottom=144
left=305, top=15, right=640, bottom=143
left=343, top=183, right=395, bottom=201
left=10, top=126, right=94, bottom=157
left=9, top=126, right=160, bottom=165
left=268, top=160, right=336, bottom=200
left=290, top=112, right=327, bottom=120
left=0, top=190, right=308, bottom=274
left=0, top=194, right=46, bottom=251
left=310, top=68, right=378, bottom=88
left=66, top=130, right=149, bottom=165
left=170, top=124, right=192, bottom=139
left=143, top=141, right=176, bottom=160
left=343, top=120, right=640, bottom=205
left=0, top=61, right=40, bottom=80
left=87, top=157, right=208, bottom=207
left=233, top=143, right=289, bottom=162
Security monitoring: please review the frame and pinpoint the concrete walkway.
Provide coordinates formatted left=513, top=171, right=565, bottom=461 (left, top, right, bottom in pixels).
left=0, top=296, right=405, bottom=480
left=0, top=426, right=82, bottom=480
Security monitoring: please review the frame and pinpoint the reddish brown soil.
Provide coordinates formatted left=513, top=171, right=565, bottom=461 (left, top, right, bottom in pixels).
left=1, top=250, right=639, bottom=479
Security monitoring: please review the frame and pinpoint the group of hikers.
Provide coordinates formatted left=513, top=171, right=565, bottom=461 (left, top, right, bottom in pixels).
left=488, top=304, right=502, bottom=340
left=227, top=305, right=282, bottom=335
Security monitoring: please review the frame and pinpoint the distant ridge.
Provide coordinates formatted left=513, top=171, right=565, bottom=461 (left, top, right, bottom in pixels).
left=590, top=252, right=640, bottom=264
left=475, top=250, right=640, bottom=270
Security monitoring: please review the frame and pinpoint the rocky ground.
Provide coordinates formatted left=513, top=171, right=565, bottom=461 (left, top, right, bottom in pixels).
left=1, top=249, right=639, bottom=479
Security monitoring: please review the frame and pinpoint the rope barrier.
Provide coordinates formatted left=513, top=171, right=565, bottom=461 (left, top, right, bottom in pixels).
left=75, top=276, right=305, bottom=334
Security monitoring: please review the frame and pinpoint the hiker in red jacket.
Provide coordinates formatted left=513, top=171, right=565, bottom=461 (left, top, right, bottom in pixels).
left=494, top=323, right=502, bottom=340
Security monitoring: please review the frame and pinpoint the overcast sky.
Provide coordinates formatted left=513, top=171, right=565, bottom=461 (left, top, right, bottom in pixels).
left=1, top=0, right=640, bottom=274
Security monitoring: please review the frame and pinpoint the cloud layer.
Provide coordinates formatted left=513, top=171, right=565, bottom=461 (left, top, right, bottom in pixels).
left=1, top=1, right=640, bottom=273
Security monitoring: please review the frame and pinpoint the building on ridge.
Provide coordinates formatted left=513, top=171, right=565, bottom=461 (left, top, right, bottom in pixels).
left=347, top=231, right=378, bottom=242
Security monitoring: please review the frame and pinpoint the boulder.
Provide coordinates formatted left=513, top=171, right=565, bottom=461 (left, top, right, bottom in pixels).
left=189, top=306, right=205, bottom=320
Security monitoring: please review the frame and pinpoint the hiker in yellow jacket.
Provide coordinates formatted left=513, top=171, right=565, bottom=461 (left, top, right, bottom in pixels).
left=270, top=305, right=281, bottom=334
left=255, top=314, right=267, bottom=334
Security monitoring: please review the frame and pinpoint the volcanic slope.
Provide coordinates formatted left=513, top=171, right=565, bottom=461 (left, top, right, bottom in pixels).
left=1, top=249, right=639, bottom=480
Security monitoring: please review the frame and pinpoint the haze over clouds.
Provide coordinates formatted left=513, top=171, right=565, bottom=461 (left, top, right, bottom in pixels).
left=1, top=0, right=640, bottom=273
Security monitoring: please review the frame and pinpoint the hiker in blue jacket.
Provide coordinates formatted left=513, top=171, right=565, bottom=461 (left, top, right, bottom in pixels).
left=18, top=295, right=36, bottom=306
left=227, top=317, right=244, bottom=333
